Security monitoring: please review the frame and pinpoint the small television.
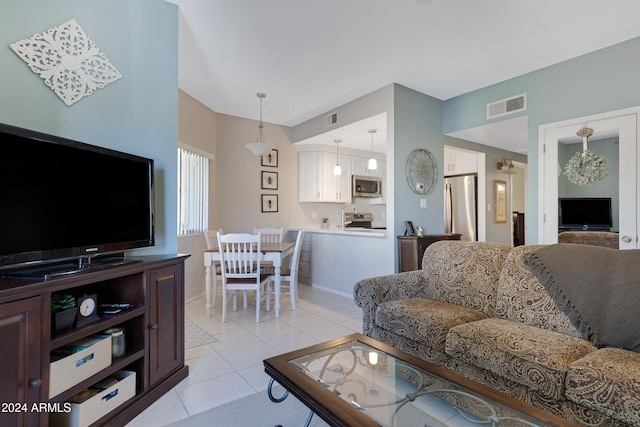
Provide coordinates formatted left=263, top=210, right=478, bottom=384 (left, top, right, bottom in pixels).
left=558, top=197, right=612, bottom=231
left=0, top=122, right=155, bottom=275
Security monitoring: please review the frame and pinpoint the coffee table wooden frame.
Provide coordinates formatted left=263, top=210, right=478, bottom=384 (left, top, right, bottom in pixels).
left=264, top=333, right=579, bottom=427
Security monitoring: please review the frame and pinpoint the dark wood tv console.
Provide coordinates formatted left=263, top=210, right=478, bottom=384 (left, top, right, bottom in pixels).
left=0, top=254, right=189, bottom=427
left=397, top=234, right=461, bottom=272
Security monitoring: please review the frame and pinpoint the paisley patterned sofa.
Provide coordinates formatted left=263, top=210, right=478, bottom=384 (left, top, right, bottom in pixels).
left=353, top=240, right=640, bottom=426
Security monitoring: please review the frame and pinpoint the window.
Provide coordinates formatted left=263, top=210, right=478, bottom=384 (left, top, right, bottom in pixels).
left=178, top=147, right=210, bottom=235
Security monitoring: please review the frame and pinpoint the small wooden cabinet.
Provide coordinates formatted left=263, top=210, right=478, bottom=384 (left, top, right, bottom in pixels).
left=0, top=296, right=43, bottom=427
left=148, top=263, right=184, bottom=386
left=397, top=234, right=461, bottom=272
left=0, top=254, right=189, bottom=427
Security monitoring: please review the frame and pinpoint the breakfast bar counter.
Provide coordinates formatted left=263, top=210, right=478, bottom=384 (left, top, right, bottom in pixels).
left=291, top=227, right=394, bottom=297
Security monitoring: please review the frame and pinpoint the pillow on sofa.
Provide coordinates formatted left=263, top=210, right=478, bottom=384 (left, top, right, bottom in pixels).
left=524, top=244, right=640, bottom=351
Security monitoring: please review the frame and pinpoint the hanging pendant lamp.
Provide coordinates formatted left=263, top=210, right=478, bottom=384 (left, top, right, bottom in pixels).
left=367, top=129, right=378, bottom=171
left=333, top=140, right=342, bottom=175
left=245, top=92, right=276, bottom=157
left=564, top=126, right=608, bottom=186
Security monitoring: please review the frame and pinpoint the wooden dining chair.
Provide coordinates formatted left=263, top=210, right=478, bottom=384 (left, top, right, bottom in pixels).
left=203, top=229, right=220, bottom=250
left=253, top=227, right=283, bottom=243
left=217, top=232, right=271, bottom=323
left=253, top=227, right=283, bottom=274
left=269, top=230, right=305, bottom=310
left=203, top=229, right=223, bottom=308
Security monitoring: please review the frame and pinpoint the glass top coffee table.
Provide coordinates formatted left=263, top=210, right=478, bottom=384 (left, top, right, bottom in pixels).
left=264, top=333, right=579, bottom=427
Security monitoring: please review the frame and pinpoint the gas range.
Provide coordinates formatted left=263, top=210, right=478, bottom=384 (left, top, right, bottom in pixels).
left=343, top=212, right=373, bottom=228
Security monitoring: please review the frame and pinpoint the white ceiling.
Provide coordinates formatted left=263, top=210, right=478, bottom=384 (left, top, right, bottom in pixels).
left=167, top=0, right=640, bottom=153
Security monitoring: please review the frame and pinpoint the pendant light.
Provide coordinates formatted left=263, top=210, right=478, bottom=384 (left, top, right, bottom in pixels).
left=245, top=92, right=276, bottom=157
left=367, top=129, right=378, bottom=171
left=333, top=140, right=342, bottom=175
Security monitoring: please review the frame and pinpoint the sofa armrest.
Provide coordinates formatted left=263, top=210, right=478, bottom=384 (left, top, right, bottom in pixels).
left=566, top=347, right=640, bottom=425
left=353, top=270, right=427, bottom=336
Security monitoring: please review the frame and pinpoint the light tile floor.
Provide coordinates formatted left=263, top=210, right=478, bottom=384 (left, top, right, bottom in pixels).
left=126, top=284, right=363, bottom=426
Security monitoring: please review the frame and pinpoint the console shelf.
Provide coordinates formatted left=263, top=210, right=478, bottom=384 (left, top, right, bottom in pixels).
left=0, top=254, right=189, bottom=427
left=50, top=306, right=146, bottom=349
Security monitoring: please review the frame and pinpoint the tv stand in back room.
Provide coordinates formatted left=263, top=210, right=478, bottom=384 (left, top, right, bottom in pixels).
left=558, top=227, right=614, bottom=232
left=0, top=254, right=189, bottom=427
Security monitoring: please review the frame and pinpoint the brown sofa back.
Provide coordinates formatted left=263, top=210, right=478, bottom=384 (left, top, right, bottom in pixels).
left=558, top=231, right=619, bottom=249
left=422, top=240, right=511, bottom=316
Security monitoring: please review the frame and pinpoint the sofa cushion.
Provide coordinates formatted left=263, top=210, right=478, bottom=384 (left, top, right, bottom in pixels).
left=422, top=241, right=511, bottom=316
left=495, top=245, right=581, bottom=338
left=375, top=298, right=489, bottom=353
left=445, top=318, right=597, bottom=401
left=566, top=347, right=640, bottom=426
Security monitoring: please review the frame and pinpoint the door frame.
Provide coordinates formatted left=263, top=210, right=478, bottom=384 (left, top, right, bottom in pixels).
left=538, top=107, right=639, bottom=248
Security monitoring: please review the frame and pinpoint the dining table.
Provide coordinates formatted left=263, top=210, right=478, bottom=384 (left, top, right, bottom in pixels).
left=203, top=241, right=295, bottom=318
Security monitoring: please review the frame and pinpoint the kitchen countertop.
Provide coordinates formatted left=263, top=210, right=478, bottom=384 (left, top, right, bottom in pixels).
left=294, top=227, right=387, bottom=237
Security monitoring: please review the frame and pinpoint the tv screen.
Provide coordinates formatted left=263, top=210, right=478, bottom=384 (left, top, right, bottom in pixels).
left=558, top=198, right=612, bottom=230
left=0, top=123, right=154, bottom=271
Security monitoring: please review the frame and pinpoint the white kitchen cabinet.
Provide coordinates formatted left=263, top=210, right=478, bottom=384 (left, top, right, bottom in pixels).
left=299, top=151, right=351, bottom=203
left=299, top=151, right=323, bottom=202
left=322, top=152, right=351, bottom=202
left=444, top=147, right=478, bottom=176
left=351, top=155, right=382, bottom=177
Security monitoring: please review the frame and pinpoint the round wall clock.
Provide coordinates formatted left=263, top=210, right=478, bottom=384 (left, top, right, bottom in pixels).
left=405, top=148, right=438, bottom=195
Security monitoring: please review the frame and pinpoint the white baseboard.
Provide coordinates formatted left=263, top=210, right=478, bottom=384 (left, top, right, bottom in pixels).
left=185, top=292, right=206, bottom=304
left=308, top=283, right=353, bottom=300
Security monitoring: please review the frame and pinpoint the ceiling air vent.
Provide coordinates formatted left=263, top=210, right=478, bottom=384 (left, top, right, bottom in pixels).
left=486, top=94, right=526, bottom=120
left=326, top=112, right=338, bottom=128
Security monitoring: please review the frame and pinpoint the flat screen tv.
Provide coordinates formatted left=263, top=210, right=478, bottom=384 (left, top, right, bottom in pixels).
left=558, top=197, right=612, bottom=230
left=0, top=122, right=154, bottom=275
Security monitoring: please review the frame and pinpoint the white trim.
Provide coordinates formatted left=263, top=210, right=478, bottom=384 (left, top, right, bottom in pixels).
left=179, top=142, right=215, bottom=161
left=538, top=106, right=640, bottom=246
left=308, top=283, right=354, bottom=300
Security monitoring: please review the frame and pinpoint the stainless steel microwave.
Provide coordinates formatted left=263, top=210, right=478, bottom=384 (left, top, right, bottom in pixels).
left=352, top=175, right=383, bottom=198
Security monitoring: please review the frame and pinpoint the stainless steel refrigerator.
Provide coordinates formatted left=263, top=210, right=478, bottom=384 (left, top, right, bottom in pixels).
left=444, top=175, right=478, bottom=241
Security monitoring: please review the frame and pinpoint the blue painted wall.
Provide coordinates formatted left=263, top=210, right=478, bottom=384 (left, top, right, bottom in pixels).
left=393, top=85, right=449, bottom=235
left=443, top=37, right=640, bottom=242
left=1, top=0, right=179, bottom=254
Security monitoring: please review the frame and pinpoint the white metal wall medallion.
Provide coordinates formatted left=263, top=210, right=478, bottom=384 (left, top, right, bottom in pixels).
left=10, top=19, right=123, bottom=106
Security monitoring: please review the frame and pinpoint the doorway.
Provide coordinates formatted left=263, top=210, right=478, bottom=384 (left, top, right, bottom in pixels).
left=539, top=109, right=639, bottom=249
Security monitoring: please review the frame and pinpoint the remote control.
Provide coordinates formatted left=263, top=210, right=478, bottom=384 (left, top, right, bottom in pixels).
left=100, top=303, right=134, bottom=310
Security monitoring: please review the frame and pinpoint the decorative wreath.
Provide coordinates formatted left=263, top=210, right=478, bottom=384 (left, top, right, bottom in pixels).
left=564, top=150, right=608, bottom=186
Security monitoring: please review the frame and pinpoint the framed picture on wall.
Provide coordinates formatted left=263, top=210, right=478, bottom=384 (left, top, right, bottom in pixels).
left=261, top=149, right=278, bottom=167
left=261, top=171, right=278, bottom=190
left=494, top=180, right=507, bottom=224
left=261, top=194, right=278, bottom=212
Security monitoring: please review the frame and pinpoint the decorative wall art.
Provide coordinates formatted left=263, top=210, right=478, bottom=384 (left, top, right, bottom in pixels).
left=494, top=180, right=507, bottom=224
left=261, top=171, right=278, bottom=190
left=10, top=19, right=123, bottom=106
left=261, top=194, right=278, bottom=213
left=261, top=149, right=278, bottom=167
